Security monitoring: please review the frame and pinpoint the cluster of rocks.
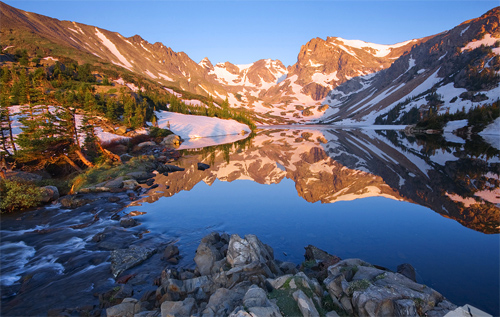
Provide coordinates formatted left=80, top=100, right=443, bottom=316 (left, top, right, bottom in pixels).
left=104, top=232, right=458, bottom=317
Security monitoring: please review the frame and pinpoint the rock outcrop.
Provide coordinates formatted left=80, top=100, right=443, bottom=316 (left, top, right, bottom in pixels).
left=104, top=232, right=459, bottom=317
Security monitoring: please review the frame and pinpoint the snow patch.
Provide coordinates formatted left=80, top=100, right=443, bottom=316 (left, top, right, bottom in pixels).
left=460, top=25, right=470, bottom=36
left=95, top=28, right=133, bottom=70
left=154, top=111, right=250, bottom=140
left=479, top=117, right=500, bottom=150
left=461, top=34, right=500, bottom=54
left=337, top=37, right=416, bottom=57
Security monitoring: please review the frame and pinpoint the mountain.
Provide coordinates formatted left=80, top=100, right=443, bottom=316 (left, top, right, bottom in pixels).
left=318, top=7, right=500, bottom=125
left=1, top=1, right=498, bottom=125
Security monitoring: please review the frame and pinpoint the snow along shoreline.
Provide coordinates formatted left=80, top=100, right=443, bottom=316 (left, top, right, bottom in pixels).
left=4, top=107, right=252, bottom=151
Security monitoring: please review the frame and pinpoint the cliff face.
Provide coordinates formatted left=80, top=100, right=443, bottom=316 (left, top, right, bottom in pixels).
left=319, top=7, right=500, bottom=124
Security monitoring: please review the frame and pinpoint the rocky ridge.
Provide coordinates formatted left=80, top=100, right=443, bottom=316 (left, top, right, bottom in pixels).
left=6, top=2, right=497, bottom=125
left=318, top=7, right=500, bottom=124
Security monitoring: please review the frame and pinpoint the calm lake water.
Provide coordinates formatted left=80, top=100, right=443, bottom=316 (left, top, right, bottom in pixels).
left=1, top=127, right=499, bottom=315
left=125, top=127, right=500, bottom=314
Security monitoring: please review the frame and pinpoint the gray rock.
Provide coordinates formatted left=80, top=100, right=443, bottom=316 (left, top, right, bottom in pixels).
left=279, top=261, right=298, bottom=275
left=293, top=289, right=320, bottom=317
left=397, top=263, right=417, bottom=282
left=194, top=242, right=223, bottom=276
left=105, top=177, right=125, bottom=189
left=161, top=135, right=182, bottom=148
left=352, top=266, right=386, bottom=281
left=325, top=258, right=451, bottom=317
left=267, top=274, right=293, bottom=290
left=229, top=309, right=252, bottom=317
left=106, top=297, right=138, bottom=317
left=134, top=311, right=161, bottom=317
left=304, top=245, right=341, bottom=265
left=325, top=311, right=340, bottom=317
left=120, top=217, right=139, bottom=228
left=242, top=285, right=282, bottom=316
left=127, top=171, right=154, bottom=180
left=394, top=299, right=418, bottom=316
left=248, top=306, right=282, bottom=317
left=163, top=245, right=179, bottom=261
left=243, top=285, right=269, bottom=308
left=111, top=246, right=156, bottom=277
left=226, top=234, right=279, bottom=277
left=123, top=179, right=139, bottom=190
left=40, top=185, right=59, bottom=203
left=161, top=297, right=196, bottom=317
left=137, top=141, right=157, bottom=149
left=5, top=171, right=43, bottom=182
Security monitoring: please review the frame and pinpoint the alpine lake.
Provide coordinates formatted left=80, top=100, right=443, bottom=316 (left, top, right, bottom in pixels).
left=1, top=126, right=499, bottom=315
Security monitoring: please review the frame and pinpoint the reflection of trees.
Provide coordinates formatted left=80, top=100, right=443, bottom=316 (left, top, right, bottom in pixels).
left=372, top=130, right=499, bottom=233
left=181, top=132, right=255, bottom=165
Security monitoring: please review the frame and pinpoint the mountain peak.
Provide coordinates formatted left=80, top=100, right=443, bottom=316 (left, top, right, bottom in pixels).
left=199, top=57, right=214, bottom=70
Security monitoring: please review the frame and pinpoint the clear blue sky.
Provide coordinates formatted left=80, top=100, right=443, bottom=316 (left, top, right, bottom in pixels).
left=3, top=0, right=498, bottom=66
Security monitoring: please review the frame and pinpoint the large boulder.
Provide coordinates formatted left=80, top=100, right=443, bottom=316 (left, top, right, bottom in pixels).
left=161, top=297, right=196, bottom=317
left=324, top=259, right=457, bottom=316
left=40, top=185, right=59, bottom=203
left=194, top=233, right=224, bottom=276
left=106, top=298, right=139, bottom=317
left=226, top=234, right=280, bottom=277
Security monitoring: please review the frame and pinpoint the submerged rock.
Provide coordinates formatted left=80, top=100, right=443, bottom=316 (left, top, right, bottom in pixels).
left=111, top=246, right=157, bottom=277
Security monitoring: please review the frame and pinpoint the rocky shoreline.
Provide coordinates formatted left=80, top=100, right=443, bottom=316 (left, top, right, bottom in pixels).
left=99, top=232, right=461, bottom=317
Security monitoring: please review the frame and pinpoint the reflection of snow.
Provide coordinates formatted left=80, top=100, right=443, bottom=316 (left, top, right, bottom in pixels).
left=479, top=117, right=500, bottom=150
left=155, top=111, right=250, bottom=140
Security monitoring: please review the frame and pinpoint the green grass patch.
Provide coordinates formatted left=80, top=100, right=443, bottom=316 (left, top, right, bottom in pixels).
left=346, top=279, right=371, bottom=296
left=268, top=289, right=301, bottom=316
left=71, top=155, right=156, bottom=191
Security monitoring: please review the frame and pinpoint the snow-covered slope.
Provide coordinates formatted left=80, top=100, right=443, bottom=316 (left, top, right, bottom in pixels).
left=318, top=7, right=500, bottom=125
left=154, top=111, right=250, bottom=139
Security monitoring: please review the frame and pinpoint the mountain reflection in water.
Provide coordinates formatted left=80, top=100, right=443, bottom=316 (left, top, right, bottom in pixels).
left=123, top=127, right=499, bottom=314
left=133, top=128, right=500, bottom=234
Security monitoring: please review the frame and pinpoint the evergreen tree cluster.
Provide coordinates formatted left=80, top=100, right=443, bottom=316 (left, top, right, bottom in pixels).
left=1, top=52, right=256, bottom=171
